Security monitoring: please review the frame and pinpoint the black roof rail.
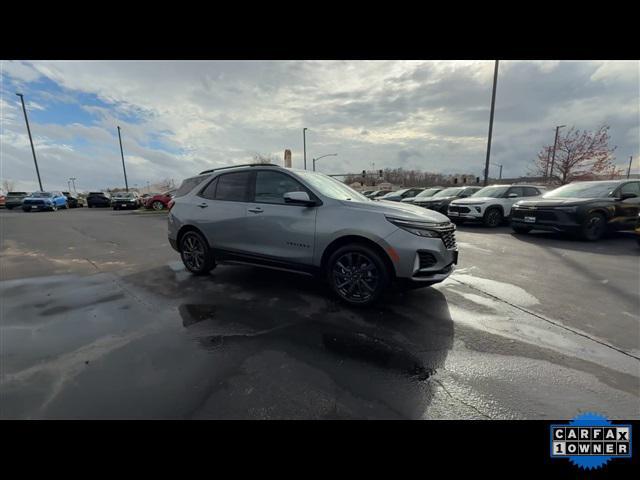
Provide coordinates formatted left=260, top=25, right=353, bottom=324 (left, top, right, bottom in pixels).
left=198, top=163, right=281, bottom=175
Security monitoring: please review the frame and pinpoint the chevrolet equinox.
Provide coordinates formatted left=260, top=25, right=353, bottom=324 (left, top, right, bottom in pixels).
left=168, top=164, right=458, bottom=306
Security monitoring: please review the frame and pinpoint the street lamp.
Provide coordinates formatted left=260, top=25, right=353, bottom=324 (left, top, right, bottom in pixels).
left=303, top=128, right=308, bottom=170
left=490, top=162, right=503, bottom=180
left=117, top=126, right=129, bottom=192
left=16, top=93, right=44, bottom=191
left=548, top=125, right=566, bottom=181
left=312, top=153, right=337, bottom=171
left=483, top=60, right=500, bottom=186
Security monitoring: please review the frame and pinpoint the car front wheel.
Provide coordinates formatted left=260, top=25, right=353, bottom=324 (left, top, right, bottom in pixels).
left=180, top=231, right=215, bottom=275
left=581, top=212, right=606, bottom=241
left=152, top=201, right=164, bottom=211
left=483, top=208, right=503, bottom=227
left=327, top=244, right=389, bottom=306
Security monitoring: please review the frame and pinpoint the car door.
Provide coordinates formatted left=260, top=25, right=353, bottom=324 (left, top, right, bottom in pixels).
left=191, top=171, right=255, bottom=254
left=504, top=186, right=524, bottom=215
left=614, top=181, right=640, bottom=229
left=242, top=170, right=317, bottom=265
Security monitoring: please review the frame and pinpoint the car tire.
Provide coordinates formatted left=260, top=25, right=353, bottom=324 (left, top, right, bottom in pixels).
left=152, top=201, right=164, bottom=211
left=512, top=225, right=532, bottom=234
left=483, top=207, right=503, bottom=227
left=22, top=207, right=31, bottom=212
left=580, top=212, right=606, bottom=241
left=326, top=243, right=390, bottom=307
left=180, top=231, right=215, bottom=275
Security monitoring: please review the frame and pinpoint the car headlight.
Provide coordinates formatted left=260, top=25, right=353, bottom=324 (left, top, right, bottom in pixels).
left=386, top=216, right=444, bottom=238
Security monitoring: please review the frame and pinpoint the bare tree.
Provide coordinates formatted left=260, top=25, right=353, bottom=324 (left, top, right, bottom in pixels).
left=252, top=153, right=277, bottom=164
left=2, top=179, right=16, bottom=192
left=531, top=125, right=619, bottom=185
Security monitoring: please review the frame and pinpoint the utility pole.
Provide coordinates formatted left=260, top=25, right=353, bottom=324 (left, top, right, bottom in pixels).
left=483, top=60, right=499, bottom=186
left=16, top=93, right=43, bottom=191
left=548, top=125, right=566, bottom=181
left=303, top=128, right=308, bottom=170
left=117, top=126, right=129, bottom=192
left=627, top=156, right=633, bottom=179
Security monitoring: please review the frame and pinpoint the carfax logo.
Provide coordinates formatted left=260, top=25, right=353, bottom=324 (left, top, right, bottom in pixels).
left=550, top=412, right=632, bottom=470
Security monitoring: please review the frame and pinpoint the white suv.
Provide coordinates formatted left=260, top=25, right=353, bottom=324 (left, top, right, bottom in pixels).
left=448, top=185, right=546, bottom=227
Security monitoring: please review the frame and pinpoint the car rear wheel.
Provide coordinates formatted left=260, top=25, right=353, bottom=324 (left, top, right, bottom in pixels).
left=327, top=244, right=389, bottom=307
left=152, top=201, right=164, bottom=211
left=483, top=208, right=503, bottom=227
left=180, top=231, right=215, bottom=275
left=512, top=225, right=532, bottom=234
left=580, top=212, right=606, bottom=241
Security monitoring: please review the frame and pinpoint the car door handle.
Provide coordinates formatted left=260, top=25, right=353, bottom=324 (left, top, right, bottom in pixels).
left=248, top=207, right=263, bottom=214
left=198, top=203, right=208, bottom=208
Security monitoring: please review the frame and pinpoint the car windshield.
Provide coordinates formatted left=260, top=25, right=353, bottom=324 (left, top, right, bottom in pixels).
left=471, top=186, right=509, bottom=198
left=295, top=171, right=369, bottom=201
left=433, top=187, right=463, bottom=198
left=114, top=193, right=135, bottom=199
left=414, top=188, right=442, bottom=198
left=543, top=182, right=620, bottom=199
left=89, top=192, right=104, bottom=195
left=31, top=192, right=53, bottom=198
left=8, top=192, right=27, bottom=195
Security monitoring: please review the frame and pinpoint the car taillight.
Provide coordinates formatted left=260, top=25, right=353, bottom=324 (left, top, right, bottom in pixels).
left=168, top=199, right=175, bottom=210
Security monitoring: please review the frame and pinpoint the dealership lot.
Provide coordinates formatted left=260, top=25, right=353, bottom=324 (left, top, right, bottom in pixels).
left=1, top=208, right=638, bottom=419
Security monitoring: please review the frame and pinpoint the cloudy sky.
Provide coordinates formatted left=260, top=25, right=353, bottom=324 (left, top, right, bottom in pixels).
left=1, top=60, right=638, bottom=192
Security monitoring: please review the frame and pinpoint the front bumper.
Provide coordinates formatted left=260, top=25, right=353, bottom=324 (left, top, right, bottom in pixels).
left=384, top=227, right=458, bottom=283
left=113, top=202, right=138, bottom=209
left=511, top=208, right=582, bottom=233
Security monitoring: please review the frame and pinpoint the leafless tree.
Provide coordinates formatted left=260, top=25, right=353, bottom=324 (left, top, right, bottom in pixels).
left=2, top=179, right=16, bottom=192
left=531, top=125, right=619, bottom=185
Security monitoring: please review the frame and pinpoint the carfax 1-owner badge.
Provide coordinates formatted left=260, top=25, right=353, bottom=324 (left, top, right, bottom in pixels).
left=550, top=413, right=632, bottom=470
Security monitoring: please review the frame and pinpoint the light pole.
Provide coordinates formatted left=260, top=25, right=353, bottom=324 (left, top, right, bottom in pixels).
left=117, top=126, right=129, bottom=192
left=69, top=177, right=77, bottom=193
left=67, top=180, right=71, bottom=192
left=312, top=153, right=337, bottom=171
left=627, top=156, right=633, bottom=179
left=483, top=60, right=499, bottom=186
left=16, top=93, right=43, bottom=191
left=303, top=128, right=308, bottom=170
left=548, top=125, right=566, bottom=182
left=490, top=162, right=503, bottom=180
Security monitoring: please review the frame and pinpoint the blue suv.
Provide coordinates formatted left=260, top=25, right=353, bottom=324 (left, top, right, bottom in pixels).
left=22, top=191, right=68, bottom=212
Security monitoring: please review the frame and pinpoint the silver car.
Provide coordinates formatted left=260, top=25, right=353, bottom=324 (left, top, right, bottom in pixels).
left=168, top=164, right=458, bottom=306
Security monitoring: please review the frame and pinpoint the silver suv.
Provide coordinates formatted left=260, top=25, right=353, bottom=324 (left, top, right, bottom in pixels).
left=168, top=164, right=458, bottom=306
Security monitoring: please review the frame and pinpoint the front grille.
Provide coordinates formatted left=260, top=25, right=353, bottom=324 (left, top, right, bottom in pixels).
left=438, top=225, right=457, bottom=250
left=512, top=208, right=558, bottom=221
left=418, top=251, right=437, bottom=269
left=449, top=205, right=470, bottom=214
left=24, top=200, right=44, bottom=205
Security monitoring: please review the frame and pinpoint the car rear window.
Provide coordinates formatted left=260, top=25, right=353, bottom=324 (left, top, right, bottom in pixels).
left=8, top=192, right=27, bottom=195
left=175, top=175, right=211, bottom=198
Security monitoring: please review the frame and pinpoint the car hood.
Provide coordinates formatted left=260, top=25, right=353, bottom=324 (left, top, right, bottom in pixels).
left=515, top=197, right=608, bottom=207
left=413, top=196, right=455, bottom=204
left=451, top=196, right=497, bottom=205
left=340, top=199, right=450, bottom=223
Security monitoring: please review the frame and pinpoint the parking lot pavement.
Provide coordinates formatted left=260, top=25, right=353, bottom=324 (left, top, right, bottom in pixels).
left=1, top=208, right=638, bottom=419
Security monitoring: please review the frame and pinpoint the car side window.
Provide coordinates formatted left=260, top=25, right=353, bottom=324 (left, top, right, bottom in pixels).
left=507, top=187, right=524, bottom=197
left=215, top=172, right=251, bottom=202
left=619, top=182, right=640, bottom=197
left=254, top=171, right=306, bottom=204
left=524, top=187, right=540, bottom=196
left=199, top=178, right=218, bottom=200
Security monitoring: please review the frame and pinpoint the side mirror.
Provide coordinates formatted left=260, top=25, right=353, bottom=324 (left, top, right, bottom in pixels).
left=283, top=191, right=315, bottom=206
left=508, top=193, right=519, bottom=198
left=619, top=193, right=638, bottom=200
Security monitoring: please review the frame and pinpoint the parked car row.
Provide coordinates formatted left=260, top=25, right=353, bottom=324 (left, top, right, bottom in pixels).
left=360, top=179, right=640, bottom=241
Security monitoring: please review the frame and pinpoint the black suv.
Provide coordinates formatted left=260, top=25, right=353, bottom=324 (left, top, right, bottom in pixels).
left=511, top=180, right=640, bottom=241
left=87, top=192, right=111, bottom=208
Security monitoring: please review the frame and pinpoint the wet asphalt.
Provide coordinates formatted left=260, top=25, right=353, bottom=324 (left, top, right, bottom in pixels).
left=1, top=208, right=638, bottom=419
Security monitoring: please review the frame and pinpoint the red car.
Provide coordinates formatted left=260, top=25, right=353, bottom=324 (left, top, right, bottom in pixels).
left=144, top=190, right=175, bottom=210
